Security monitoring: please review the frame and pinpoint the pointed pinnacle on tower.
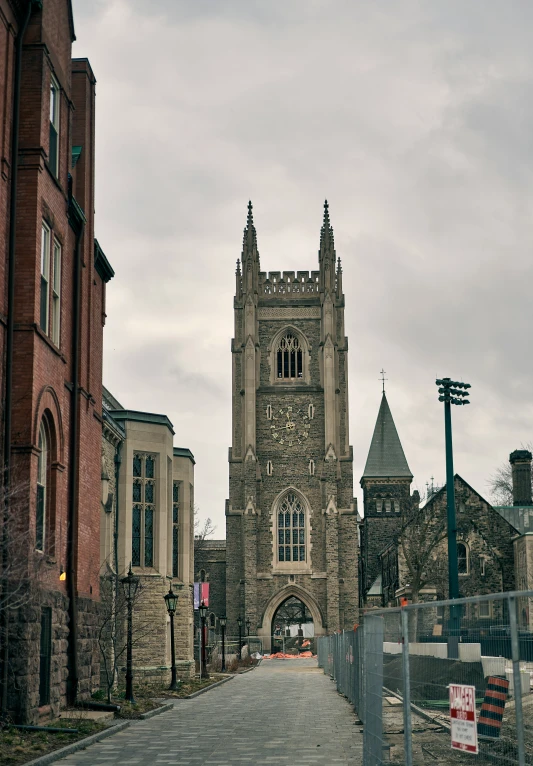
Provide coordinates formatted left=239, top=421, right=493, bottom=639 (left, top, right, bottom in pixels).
left=236, top=258, right=241, bottom=275
left=319, top=198, right=335, bottom=253
left=242, top=200, right=257, bottom=251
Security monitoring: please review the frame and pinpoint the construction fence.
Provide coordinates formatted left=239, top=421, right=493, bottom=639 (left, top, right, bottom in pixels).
left=317, top=590, right=533, bottom=765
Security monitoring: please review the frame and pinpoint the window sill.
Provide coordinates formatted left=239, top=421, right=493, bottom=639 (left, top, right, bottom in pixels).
left=33, top=323, right=65, bottom=361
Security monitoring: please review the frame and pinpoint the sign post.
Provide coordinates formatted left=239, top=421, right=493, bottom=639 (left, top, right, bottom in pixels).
left=449, top=684, right=478, bottom=754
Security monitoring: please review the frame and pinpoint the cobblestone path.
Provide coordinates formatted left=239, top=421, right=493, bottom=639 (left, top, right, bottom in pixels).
left=59, top=659, right=363, bottom=765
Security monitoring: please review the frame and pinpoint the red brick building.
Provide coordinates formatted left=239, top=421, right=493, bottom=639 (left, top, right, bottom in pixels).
left=0, top=0, right=113, bottom=722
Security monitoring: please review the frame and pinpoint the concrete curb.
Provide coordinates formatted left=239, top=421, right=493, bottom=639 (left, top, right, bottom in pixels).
left=139, top=702, right=174, bottom=719
left=21, top=721, right=131, bottom=766
left=185, top=675, right=234, bottom=698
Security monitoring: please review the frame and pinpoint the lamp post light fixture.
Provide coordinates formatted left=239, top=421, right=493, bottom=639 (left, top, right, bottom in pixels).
left=198, top=601, right=209, bottom=679
left=120, top=564, right=140, bottom=703
left=436, top=377, right=471, bottom=657
left=237, top=616, right=243, bottom=660
left=164, top=582, right=183, bottom=691
left=219, top=615, right=227, bottom=672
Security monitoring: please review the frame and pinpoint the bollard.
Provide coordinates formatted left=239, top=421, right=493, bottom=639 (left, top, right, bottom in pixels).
left=477, top=675, right=509, bottom=739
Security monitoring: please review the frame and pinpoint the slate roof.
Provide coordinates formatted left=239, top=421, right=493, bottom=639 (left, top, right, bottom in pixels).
left=494, top=506, right=533, bottom=535
left=362, top=394, right=412, bottom=480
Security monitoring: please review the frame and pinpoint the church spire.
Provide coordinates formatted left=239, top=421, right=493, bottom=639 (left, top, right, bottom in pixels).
left=362, top=393, right=413, bottom=480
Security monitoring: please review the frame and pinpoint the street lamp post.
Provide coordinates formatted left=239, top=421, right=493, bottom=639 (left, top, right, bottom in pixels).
left=246, top=618, right=251, bottom=638
left=436, top=377, right=471, bottom=658
left=219, top=615, right=227, bottom=672
left=120, top=564, right=140, bottom=704
left=237, top=616, right=243, bottom=660
left=199, top=601, right=209, bottom=679
left=164, top=582, right=183, bottom=691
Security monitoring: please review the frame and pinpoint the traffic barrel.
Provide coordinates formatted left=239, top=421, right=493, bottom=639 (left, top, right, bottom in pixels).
left=477, top=676, right=509, bottom=739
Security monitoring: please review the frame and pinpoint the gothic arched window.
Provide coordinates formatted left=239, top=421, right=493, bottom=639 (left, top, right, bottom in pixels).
left=457, top=543, right=469, bottom=574
left=277, top=492, right=306, bottom=563
left=277, top=332, right=303, bottom=379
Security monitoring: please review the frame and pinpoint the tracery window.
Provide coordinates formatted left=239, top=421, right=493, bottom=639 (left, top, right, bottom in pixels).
left=277, top=332, right=303, bottom=379
left=277, top=492, right=306, bottom=563
left=172, top=481, right=180, bottom=578
left=132, top=453, right=156, bottom=567
left=36, top=422, right=48, bottom=552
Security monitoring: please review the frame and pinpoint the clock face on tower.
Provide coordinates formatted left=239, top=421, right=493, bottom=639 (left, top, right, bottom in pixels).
left=270, top=405, right=311, bottom=447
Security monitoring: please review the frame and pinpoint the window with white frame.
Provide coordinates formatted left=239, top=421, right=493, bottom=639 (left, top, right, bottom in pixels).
left=457, top=542, right=468, bottom=574
left=132, top=453, right=156, bottom=567
left=49, top=75, right=60, bottom=176
left=277, top=492, right=306, bottom=563
left=51, top=240, right=61, bottom=345
left=36, top=422, right=48, bottom=552
left=479, top=600, right=491, bottom=618
left=480, top=556, right=487, bottom=577
left=376, top=498, right=383, bottom=513
left=40, top=223, right=51, bottom=333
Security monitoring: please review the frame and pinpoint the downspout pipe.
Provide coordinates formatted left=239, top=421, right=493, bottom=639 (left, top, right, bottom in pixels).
left=1, top=0, right=37, bottom=718
left=66, top=183, right=85, bottom=706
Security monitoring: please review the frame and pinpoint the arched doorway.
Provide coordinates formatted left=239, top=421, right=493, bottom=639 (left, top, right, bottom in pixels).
left=257, top=585, right=326, bottom=652
left=271, top=596, right=313, bottom=653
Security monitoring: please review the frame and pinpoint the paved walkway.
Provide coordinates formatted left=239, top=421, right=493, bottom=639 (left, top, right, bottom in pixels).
left=59, top=659, right=363, bottom=765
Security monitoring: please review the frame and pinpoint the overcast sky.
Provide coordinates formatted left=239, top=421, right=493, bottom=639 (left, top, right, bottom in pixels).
left=72, top=0, right=533, bottom=534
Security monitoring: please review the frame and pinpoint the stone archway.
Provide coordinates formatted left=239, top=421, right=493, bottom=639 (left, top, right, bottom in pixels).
left=257, top=585, right=326, bottom=652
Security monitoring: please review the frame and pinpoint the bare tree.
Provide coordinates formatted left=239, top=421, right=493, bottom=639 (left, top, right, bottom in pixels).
left=488, top=444, right=532, bottom=505
left=97, top=567, right=153, bottom=704
left=399, top=496, right=448, bottom=605
left=193, top=507, right=216, bottom=554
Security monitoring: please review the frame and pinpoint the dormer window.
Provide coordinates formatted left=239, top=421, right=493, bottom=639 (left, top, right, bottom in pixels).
left=277, top=333, right=303, bottom=379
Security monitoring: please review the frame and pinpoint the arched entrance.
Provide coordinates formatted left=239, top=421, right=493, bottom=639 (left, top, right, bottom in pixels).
left=257, top=585, right=326, bottom=652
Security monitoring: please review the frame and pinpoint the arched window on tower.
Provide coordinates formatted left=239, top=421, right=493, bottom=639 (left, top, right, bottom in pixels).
left=277, top=492, right=306, bottom=563
left=277, top=332, right=303, bottom=379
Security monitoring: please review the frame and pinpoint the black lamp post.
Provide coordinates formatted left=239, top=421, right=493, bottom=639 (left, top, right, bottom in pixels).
left=199, top=601, right=209, bottom=679
left=120, top=564, right=139, bottom=703
left=237, top=616, right=243, bottom=660
left=246, top=618, right=251, bottom=637
left=219, top=615, right=227, bottom=672
left=164, top=582, right=183, bottom=691
left=436, top=377, right=471, bottom=657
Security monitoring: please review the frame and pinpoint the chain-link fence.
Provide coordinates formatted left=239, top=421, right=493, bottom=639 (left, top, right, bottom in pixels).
left=318, top=590, right=533, bottom=765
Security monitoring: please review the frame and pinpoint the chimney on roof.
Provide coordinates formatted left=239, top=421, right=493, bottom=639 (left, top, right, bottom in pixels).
left=509, top=450, right=532, bottom=506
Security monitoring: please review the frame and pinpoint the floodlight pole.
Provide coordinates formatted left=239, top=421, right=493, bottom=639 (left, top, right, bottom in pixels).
left=444, top=398, right=459, bottom=602
left=436, top=377, right=471, bottom=659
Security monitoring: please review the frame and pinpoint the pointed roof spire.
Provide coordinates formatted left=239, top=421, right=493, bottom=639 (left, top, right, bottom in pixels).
left=319, top=198, right=335, bottom=253
left=236, top=258, right=241, bottom=275
left=242, top=199, right=257, bottom=252
left=362, top=394, right=413, bottom=479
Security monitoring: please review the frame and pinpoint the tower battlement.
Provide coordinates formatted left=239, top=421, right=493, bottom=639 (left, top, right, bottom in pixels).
left=258, top=271, right=320, bottom=296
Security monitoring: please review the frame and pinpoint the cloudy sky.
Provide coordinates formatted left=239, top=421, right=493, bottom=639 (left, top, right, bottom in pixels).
left=72, top=0, right=533, bottom=533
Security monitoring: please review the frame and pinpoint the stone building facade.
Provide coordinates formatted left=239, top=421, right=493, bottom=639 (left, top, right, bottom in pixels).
left=381, top=475, right=517, bottom=623
left=494, top=450, right=533, bottom=629
left=0, top=0, right=112, bottom=722
left=101, top=389, right=195, bottom=681
left=225, top=202, right=359, bottom=651
left=194, top=539, right=227, bottom=630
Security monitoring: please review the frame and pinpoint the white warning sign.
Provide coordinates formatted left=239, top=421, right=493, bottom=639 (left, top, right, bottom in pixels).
left=449, top=683, right=478, bottom=754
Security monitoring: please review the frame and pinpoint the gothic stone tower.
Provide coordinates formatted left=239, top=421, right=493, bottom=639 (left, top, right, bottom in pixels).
left=226, top=201, right=359, bottom=650
left=360, top=393, right=413, bottom=604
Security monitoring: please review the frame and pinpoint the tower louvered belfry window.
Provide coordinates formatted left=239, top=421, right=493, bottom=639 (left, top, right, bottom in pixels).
left=277, top=332, right=303, bottom=379
left=277, top=492, right=306, bottom=562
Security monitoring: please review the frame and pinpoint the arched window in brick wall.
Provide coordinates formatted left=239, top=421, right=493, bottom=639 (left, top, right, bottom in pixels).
left=36, top=413, right=57, bottom=555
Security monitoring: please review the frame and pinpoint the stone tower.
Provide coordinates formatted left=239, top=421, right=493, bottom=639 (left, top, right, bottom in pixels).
left=360, top=393, right=413, bottom=603
left=225, top=201, right=359, bottom=649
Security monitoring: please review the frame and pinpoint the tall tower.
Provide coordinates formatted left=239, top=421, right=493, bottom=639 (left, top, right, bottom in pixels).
left=226, top=201, right=359, bottom=649
left=360, top=393, right=413, bottom=603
